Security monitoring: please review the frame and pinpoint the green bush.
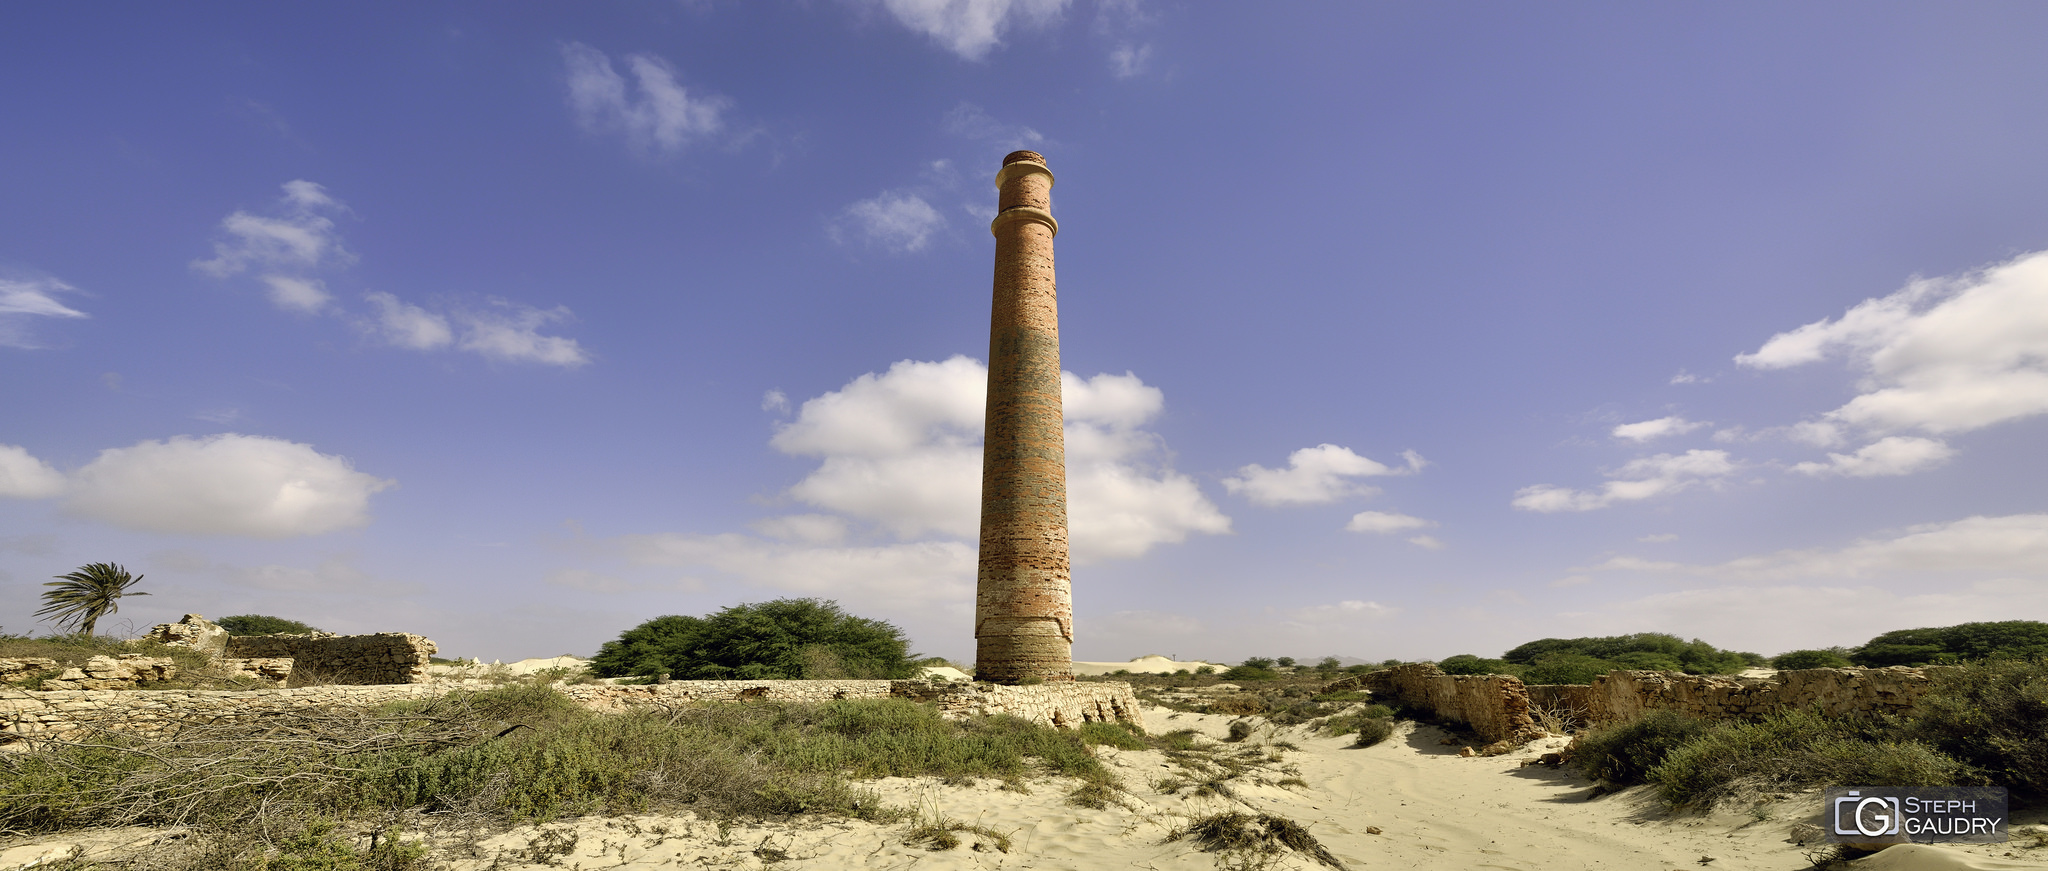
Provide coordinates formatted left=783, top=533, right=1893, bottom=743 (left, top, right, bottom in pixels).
left=1220, top=665, right=1280, bottom=681
left=1503, top=633, right=1754, bottom=675
left=1438, top=654, right=1519, bottom=676
left=217, top=614, right=323, bottom=636
left=1520, top=653, right=1618, bottom=685
left=588, top=598, right=916, bottom=681
left=1852, top=621, right=2048, bottom=667
left=1647, top=711, right=1979, bottom=809
left=1772, top=648, right=1853, bottom=670
left=1351, top=718, right=1394, bottom=748
left=1911, top=658, right=2048, bottom=800
left=1573, top=710, right=1712, bottom=784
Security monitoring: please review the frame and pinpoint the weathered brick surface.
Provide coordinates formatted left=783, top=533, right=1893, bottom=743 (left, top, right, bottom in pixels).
left=977, top=149, right=1074, bottom=685
left=1, top=680, right=1141, bottom=746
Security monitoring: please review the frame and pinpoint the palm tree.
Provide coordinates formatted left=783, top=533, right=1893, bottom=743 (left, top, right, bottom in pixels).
left=37, top=562, right=149, bottom=636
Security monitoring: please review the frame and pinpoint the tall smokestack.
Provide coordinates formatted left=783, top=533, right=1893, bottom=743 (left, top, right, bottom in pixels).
left=974, top=150, right=1073, bottom=684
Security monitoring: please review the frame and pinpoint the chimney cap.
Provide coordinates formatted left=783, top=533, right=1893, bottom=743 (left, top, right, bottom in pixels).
left=1001, top=150, right=1046, bottom=166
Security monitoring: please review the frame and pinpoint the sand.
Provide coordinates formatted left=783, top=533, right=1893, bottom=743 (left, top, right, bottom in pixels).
left=8, top=705, right=2044, bottom=870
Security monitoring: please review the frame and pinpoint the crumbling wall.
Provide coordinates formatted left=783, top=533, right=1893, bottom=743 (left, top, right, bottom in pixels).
left=1578, top=667, right=1938, bottom=726
left=1341, top=663, right=1540, bottom=744
left=3, top=679, right=1141, bottom=746
left=224, top=633, right=435, bottom=685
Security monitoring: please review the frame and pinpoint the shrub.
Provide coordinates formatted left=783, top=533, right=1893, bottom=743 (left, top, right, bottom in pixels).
left=588, top=598, right=916, bottom=681
left=1852, top=621, right=2048, bottom=667
left=1573, top=710, right=1712, bottom=784
left=1503, top=633, right=1753, bottom=675
left=1520, top=653, right=1617, bottom=685
left=217, top=614, right=323, bottom=636
left=1351, top=718, right=1395, bottom=748
left=1438, top=654, right=1518, bottom=676
left=1314, top=657, right=1342, bottom=673
left=1240, top=657, right=1276, bottom=670
left=1911, top=657, right=2048, bottom=800
left=1772, top=648, right=1853, bottom=670
left=1220, top=665, right=1280, bottom=681
left=1275, top=657, right=1296, bottom=668
left=1647, top=711, right=1979, bottom=809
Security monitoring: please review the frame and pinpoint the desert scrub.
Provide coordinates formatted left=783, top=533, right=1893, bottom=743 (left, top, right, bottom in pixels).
left=1910, top=657, right=2048, bottom=800
left=1317, top=704, right=1395, bottom=737
left=1350, top=718, right=1395, bottom=748
left=1647, top=710, right=1981, bottom=810
left=0, top=685, right=1129, bottom=835
left=1573, top=710, right=1712, bottom=784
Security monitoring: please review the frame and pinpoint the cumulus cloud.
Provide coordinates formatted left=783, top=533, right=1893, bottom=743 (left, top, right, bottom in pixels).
left=0, top=444, right=66, bottom=499
left=1512, top=449, right=1735, bottom=512
left=1288, top=599, right=1396, bottom=623
left=1791, top=436, right=1954, bottom=478
left=1737, top=250, right=2048, bottom=437
left=769, top=356, right=1228, bottom=561
left=562, top=42, right=727, bottom=156
left=1407, top=535, right=1446, bottom=551
left=1, top=276, right=91, bottom=349
left=1344, top=510, right=1434, bottom=535
left=877, top=0, right=1069, bottom=61
left=1611, top=416, right=1707, bottom=443
left=1591, top=513, right=2048, bottom=581
left=261, top=275, right=331, bottom=314
left=62, top=434, right=394, bottom=537
left=364, top=292, right=452, bottom=350
left=834, top=190, right=946, bottom=253
left=192, top=180, right=352, bottom=278
left=1224, top=445, right=1424, bottom=506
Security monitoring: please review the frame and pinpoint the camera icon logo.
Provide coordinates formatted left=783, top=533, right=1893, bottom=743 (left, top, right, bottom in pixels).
left=1833, top=790, right=1902, bottom=838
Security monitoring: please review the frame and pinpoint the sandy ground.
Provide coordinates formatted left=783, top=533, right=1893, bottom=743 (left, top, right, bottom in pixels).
left=7, top=705, right=2044, bottom=871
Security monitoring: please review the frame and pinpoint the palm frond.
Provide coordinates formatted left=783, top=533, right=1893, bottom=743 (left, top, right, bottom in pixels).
left=36, top=562, right=148, bottom=636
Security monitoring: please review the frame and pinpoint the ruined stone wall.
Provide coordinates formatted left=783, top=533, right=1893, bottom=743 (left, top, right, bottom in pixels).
left=1343, top=663, right=1540, bottom=744
left=1575, top=666, right=1938, bottom=726
left=2, top=679, right=1141, bottom=746
left=224, top=632, right=436, bottom=685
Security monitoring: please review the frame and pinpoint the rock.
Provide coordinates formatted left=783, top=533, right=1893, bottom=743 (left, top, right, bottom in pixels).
left=0, top=842, right=79, bottom=870
left=142, top=614, right=229, bottom=657
left=1458, top=746, right=1476, bottom=757
left=1365, top=826, right=1383, bottom=835
left=224, top=657, right=294, bottom=685
left=0, top=659, right=58, bottom=684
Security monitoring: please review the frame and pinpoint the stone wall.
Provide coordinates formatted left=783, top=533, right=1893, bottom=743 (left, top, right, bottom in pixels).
left=1573, top=666, right=1938, bottom=726
left=1332, top=663, right=1541, bottom=744
left=2, top=679, right=1142, bottom=746
left=223, top=632, right=436, bottom=685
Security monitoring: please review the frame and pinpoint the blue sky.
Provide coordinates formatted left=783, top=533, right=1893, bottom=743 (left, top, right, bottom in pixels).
left=5, top=2, right=2047, bottom=665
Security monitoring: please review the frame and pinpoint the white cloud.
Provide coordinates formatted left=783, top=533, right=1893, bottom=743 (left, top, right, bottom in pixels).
left=1550, top=575, right=1593, bottom=588
left=1109, top=41, right=1151, bottom=77
left=1512, top=449, right=1735, bottom=512
left=1407, top=535, right=1446, bottom=551
left=192, top=180, right=351, bottom=277
left=260, top=275, right=331, bottom=314
left=1791, top=436, right=1954, bottom=478
left=748, top=514, right=850, bottom=545
left=364, top=292, right=452, bottom=350
left=878, top=0, right=1069, bottom=61
left=1669, top=370, right=1706, bottom=384
left=454, top=301, right=591, bottom=367
left=762, top=390, right=790, bottom=414
left=1, top=276, right=91, bottom=349
left=561, top=42, right=727, bottom=156
left=1737, top=250, right=2048, bottom=437
left=1345, top=510, right=1434, bottom=535
left=835, top=191, right=946, bottom=253
left=1611, top=416, right=1707, bottom=443
left=1224, top=444, right=1424, bottom=507
left=769, top=356, right=1227, bottom=561
left=63, top=434, right=394, bottom=537
left=0, top=444, right=66, bottom=499
left=1638, top=533, right=1679, bottom=543
left=1592, top=513, right=2048, bottom=580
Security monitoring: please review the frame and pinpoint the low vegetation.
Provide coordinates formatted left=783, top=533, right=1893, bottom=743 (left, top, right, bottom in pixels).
left=217, top=614, right=324, bottom=636
left=0, top=685, right=1153, bottom=868
left=1570, top=658, right=2048, bottom=810
left=0, top=631, right=256, bottom=691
